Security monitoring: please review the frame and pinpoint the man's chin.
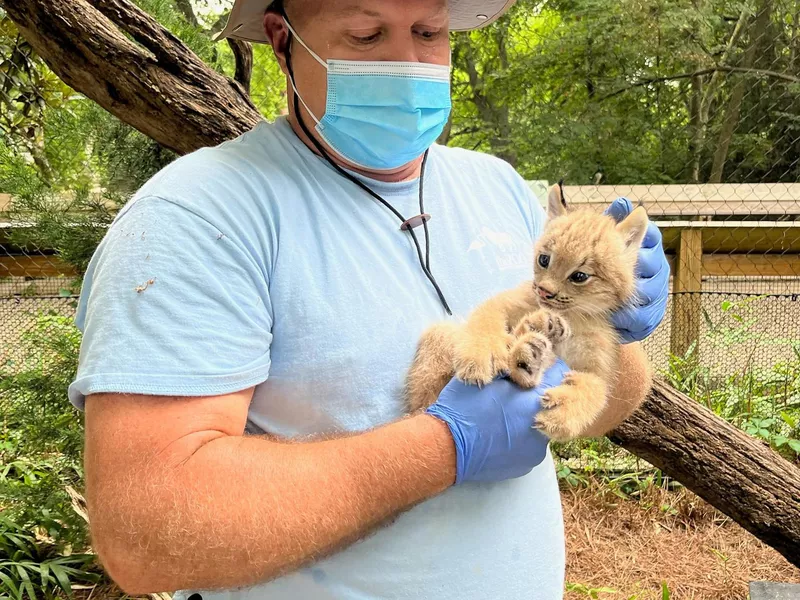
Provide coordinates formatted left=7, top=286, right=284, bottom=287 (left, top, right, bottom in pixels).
left=345, top=156, right=425, bottom=183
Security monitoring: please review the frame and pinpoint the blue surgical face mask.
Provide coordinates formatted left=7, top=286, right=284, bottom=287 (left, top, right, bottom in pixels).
left=283, top=18, right=452, bottom=171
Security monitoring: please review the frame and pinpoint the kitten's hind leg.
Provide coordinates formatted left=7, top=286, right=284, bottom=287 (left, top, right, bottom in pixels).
left=404, top=322, right=460, bottom=413
left=534, top=372, right=608, bottom=442
left=508, top=332, right=555, bottom=389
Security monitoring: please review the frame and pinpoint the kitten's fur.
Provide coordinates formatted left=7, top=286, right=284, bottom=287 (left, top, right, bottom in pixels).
left=405, top=185, right=650, bottom=441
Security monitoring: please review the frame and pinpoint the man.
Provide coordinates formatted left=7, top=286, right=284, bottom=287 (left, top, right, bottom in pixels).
left=68, top=0, right=668, bottom=598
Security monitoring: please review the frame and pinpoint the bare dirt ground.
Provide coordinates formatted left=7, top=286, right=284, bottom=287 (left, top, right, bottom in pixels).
left=563, top=482, right=800, bottom=599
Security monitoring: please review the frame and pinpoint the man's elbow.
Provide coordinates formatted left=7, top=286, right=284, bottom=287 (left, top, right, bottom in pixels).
left=88, top=500, right=177, bottom=595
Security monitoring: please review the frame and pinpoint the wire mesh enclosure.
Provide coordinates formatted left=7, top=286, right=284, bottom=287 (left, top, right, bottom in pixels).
left=2, top=0, right=800, bottom=475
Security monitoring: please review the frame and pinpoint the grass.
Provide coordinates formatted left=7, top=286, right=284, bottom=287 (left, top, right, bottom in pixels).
left=0, top=516, right=99, bottom=600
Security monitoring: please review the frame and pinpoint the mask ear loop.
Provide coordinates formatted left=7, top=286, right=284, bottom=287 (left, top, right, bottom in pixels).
left=281, top=15, right=452, bottom=316
left=280, top=16, right=323, bottom=127
left=282, top=17, right=327, bottom=68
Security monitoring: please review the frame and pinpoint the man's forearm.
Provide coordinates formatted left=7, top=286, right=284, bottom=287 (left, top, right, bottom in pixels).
left=90, top=413, right=456, bottom=594
left=583, top=342, right=652, bottom=438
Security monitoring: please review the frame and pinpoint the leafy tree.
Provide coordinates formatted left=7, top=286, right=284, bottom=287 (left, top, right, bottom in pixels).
left=446, top=0, right=800, bottom=184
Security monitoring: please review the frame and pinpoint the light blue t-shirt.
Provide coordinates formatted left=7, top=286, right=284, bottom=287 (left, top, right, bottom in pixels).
left=68, top=117, right=565, bottom=599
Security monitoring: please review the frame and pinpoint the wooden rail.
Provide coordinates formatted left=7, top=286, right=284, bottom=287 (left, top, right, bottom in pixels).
left=0, top=254, right=76, bottom=277
left=560, top=184, right=800, bottom=217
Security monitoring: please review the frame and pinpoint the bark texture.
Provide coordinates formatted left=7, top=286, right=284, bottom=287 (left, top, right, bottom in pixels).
left=609, top=379, right=800, bottom=569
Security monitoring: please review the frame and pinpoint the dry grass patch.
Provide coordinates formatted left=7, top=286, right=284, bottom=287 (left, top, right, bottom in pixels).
left=563, top=481, right=800, bottom=599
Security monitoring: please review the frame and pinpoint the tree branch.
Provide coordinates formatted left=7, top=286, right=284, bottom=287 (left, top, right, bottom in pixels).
left=1, top=0, right=262, bottom=155
left=709, top=0, right=772, bottom=183
left=226, top=38, right=253, bottom=95
left=209, top=11, right=231, bottom=36
left=598, top=66, right=799, bottom=103
left=448, top=126, right=483, bottom=139
left=173, top=0, right=199, bottom=28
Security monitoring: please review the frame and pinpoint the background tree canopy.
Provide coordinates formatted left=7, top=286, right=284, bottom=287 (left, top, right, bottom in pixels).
left=447, top=0, right=800, bottom=184
left=2, top=0, right=799, bottom=196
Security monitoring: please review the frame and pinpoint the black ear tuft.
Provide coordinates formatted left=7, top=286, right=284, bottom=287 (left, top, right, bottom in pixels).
left=558, top=178, right=567, bottom=210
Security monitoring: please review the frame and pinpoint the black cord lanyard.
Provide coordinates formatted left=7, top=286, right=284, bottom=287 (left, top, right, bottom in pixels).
left=284, top=35, right=452, bottom=316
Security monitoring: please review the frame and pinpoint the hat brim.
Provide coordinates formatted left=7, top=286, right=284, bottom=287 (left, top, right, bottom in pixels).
left=214, top=0, right=516, bottom=43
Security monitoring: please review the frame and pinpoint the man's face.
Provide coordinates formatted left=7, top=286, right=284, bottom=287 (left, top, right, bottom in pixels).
left=266, top=0, right=450, bottom=139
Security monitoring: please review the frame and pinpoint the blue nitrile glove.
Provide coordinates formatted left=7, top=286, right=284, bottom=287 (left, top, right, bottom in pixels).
left=426, top=359, right=569, bottom=484
left=605, top=197, right=670, bottom=343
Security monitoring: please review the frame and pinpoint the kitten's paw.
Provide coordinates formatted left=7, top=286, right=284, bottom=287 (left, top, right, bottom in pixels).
left=535, top=372, right=607, bottom=442
left=514, top=310, right=570, bottom=345
left=453, top=332, right=514, bottom=386
left=508, top=332, right=554, bottom=389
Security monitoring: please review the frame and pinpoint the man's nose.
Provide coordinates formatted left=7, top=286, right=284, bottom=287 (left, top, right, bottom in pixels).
left=382, top=32, right=421, bottom=63
left=537, top=285, right=557, bottom=300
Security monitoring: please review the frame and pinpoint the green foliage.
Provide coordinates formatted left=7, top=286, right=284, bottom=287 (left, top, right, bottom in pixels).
left=0, top=314, right=87, bottom=549
left=556, top=295, right=800, bottom=490
left=564, top=578, right=672, bottom=598
left=5, top=187, right=121, bottom=277
left=447, top=0, right=800, bottom=183
left=664, top=297, right=800, bottom=463
left=661, top=581, right=671, bottom=600
left=0, top=15, right=78, bottom=188
left=556, top=464, right=590, bottom=488
left=1, top=0, right=289, bottom=200
left=566, top=582, right=619, bottom=598
left=0, top=516, right=99, bottom=600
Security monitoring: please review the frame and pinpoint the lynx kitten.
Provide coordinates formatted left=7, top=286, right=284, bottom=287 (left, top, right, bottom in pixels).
left=405, top=185, right=650, bottom=441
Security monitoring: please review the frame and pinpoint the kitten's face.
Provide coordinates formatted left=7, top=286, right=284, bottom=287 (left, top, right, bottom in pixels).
left=532, top=187, right=649, bottom=317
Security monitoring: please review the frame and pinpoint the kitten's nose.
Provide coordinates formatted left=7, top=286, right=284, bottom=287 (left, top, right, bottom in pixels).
left=536, top=285, right=557, bottom=300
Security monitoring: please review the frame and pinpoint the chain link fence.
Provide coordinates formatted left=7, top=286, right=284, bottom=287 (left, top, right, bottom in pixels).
left=2, top=0, right=800, bottom=484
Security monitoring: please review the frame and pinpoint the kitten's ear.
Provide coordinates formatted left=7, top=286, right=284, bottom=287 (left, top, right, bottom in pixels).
left=616, top=205, right=649, bottom=251
left=547, top=183, right=568, bottom=219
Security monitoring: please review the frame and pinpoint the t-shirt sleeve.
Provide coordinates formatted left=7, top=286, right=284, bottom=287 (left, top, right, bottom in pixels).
left=68, top=195, right=273, bottom=410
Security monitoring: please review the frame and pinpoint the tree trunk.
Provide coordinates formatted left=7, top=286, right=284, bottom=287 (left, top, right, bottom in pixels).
left=608, top=379, right=800, bottom=569
left=688, top=73, right=704, bottom=183
left=453, top=31, right=517, bottom=167
left=708, top=0, right=772, bottom=183
left=1, top=0, right=262, bottom=156
left=688, top=8, right=748, bottom=182
left=173, top=0, right=199, bottom=27
left=436, top=110, right=453, bottom=146
left=5, top=0, right=800, bottom=570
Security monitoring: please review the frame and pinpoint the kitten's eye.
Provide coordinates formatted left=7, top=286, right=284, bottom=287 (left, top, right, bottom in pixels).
left=538, top=254, right=550, bottom=268
left=569, top=271, right=590, bottom=284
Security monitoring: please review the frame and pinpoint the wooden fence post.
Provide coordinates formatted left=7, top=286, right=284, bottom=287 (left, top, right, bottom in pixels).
left=670, top=228, right=703, bottom=358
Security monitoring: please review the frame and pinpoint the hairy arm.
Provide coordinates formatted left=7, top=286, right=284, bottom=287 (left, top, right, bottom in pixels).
left=84, top=389, right=456, bottom=595
left=582, top=342, right=652, bottom=438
